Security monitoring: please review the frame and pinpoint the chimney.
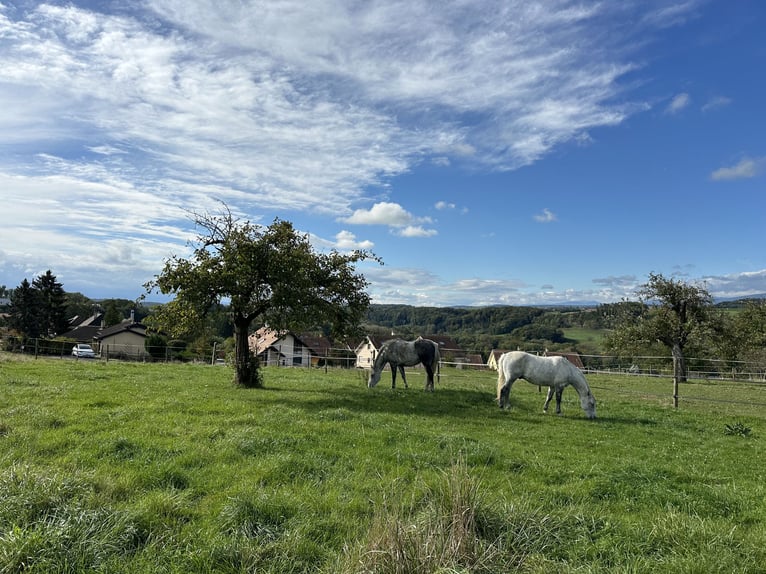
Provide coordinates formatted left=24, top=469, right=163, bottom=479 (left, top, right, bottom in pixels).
left=130, top=309, right=135, bottom=323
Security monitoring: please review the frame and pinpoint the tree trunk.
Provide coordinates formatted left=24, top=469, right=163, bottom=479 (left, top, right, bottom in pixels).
left=233, top=315, right=262, bottom=388
left=671, top=341, right=687, bottom=383
left=671, top=341, right=686, bottom=408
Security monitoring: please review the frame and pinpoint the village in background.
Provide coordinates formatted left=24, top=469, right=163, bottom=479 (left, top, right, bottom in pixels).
left=3, top=279, right=764, bottom=381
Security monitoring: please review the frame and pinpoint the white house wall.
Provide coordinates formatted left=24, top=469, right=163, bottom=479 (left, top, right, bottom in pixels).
left=261, top=333, right=313, bottom=367
left=355, top=339, right=376, bottom=369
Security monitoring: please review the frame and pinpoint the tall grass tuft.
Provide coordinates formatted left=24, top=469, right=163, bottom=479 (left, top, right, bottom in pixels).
left=336, top=458, right=509, bottom=573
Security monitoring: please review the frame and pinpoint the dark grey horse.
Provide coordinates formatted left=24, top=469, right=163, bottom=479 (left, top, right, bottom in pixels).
left=368, top=337, right=441, bottom=391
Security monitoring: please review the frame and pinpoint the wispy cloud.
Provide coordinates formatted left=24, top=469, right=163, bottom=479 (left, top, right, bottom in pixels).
left=0, top=0, right=705, bottom=296
left=711, top=157, right=765, bottom=181
left=592, top=275, right=637, bottom=288
left=534, top=208, right=557, bottom=223
left=666, top=93, right=691, bottom=114
left=702, top=96, right=732, bottom=112
left=641, top=1, right=702, bottom=29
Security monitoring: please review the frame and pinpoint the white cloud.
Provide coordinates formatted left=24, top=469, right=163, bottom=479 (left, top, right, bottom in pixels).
left=0, top=1, right=707, bottom=298
left=701, top=269, right=766, bottom=299
left=534, top=208, right=557, bottom=223
left=344, top=202, right=414, bottom=226
left=711, top=157, right=765, bottom=181
left=0, top=0, right=674, bottom=200
left=343, top=202, right=436, bottom=238
left=666, top=93, right=691, bottom=114
left=334, top=230, right=374, bottom=250
left=435, top=201, right=455, bottom=210
left=394, top=226, right=438, bottom=238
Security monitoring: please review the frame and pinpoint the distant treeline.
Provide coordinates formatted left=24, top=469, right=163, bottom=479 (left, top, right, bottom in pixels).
left=362, top=303, right=629, bottom=356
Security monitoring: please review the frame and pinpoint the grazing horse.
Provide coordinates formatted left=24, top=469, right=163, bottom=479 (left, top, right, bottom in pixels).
left=496, top=351, right=596, bottom=419
left=368, top=338, right=441, bottom=391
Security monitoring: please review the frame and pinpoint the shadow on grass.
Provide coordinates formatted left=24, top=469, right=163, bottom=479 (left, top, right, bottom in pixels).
left=258, top=385, right=582, bottom=427
left=591, top=415, right=660, bottom=426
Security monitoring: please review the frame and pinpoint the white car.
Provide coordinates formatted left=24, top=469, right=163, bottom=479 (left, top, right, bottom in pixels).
left=72, top=343, right=96, bottom=358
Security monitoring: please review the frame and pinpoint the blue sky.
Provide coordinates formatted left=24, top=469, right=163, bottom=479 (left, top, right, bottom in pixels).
left=1, top=1, right=764, bottom=306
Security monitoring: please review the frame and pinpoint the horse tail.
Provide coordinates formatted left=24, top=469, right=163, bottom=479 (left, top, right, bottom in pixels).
left=433, top=341, right=441, bottom=385
left=496, top=354, right=506, bottom=402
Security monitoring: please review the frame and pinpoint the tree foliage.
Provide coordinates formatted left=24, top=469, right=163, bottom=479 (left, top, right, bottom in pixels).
left=730, top=299, right=766, bottom=365
left=32, top=270, right=69, bottom=337
left=145, top=205, right=378, bottom=387
left=8, top=279, right=42, bottom=338
left=604, top=273, right=714, bottom=381
left=7, top=271, right=69, bottom=338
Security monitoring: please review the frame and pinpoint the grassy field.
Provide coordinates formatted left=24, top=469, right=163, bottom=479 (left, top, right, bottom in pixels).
left=561, top=327, right=607, bottom=350
left=1, top=353, right=764, bottom=573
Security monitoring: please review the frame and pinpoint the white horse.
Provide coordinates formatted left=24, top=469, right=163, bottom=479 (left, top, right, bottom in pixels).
left=368, top=338, right=441, bottom=391
left=496, top=351, right=596, bottom=419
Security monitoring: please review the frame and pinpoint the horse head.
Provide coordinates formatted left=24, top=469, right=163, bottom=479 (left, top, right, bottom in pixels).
left=367, top=367, right=382, bottom=388
left=580, top=392, right=597, bottom=419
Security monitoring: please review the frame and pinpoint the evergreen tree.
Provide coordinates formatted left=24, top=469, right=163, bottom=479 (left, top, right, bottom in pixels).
left=8, top=279, right=43, bottom=338
left=32, top=270, right=69, bottom=337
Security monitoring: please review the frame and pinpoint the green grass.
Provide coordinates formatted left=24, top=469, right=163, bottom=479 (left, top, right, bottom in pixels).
left=561, top=326, right=607, bottom=348
left=1, top=353, right=765, bottom=573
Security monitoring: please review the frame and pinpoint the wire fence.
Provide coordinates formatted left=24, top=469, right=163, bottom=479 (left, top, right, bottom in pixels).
left=4, top=337, right=766, bottom=380
left=4, top=337, right=766, bottom=413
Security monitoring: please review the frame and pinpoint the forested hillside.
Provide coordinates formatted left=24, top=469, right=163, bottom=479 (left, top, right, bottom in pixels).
left=363, top=297, right=763, bottom=359
left=363, top=303, right=617, bottom=357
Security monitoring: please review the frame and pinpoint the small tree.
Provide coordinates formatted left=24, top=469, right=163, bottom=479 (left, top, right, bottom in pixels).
left=145, top=333, right=168, bottom=360
left=145, top=205, right=378, bottom=387
left=605, top=273, right=714, bottom=403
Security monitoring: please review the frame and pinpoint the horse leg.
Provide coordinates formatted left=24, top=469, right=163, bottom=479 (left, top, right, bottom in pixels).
left=555, top=388, right=563, bottom=415
left=390, top=364, right=397, bottom=389
left=399, top=365, right=408, bottom=389
left=424, top=365, right=434, bottom=392
left=499, top=379, right=515, bottom=409
left=543, top=387, right=554, bottom=413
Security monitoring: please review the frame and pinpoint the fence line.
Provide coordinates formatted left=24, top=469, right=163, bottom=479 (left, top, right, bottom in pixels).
left=4, top=337, right=766, bottom=413
left=4, top=337, right=766, bottom=381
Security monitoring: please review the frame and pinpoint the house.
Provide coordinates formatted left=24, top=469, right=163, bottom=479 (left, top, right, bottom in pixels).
left=96, top=320, right=148, bottom=359
left=452, top=353, right=486, bottom=369
left=59, top=312, right=105, bottom=343
left=486, top=349, right=510, bottom=371
left=354, top=336, right=389, bottom=369
left=294, top=332, right=351, bottom=367
left=60, top=311, right=148, bottom=359
left=249, top=327, right=334, bottom=367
